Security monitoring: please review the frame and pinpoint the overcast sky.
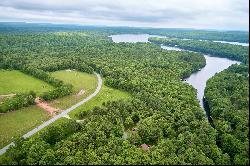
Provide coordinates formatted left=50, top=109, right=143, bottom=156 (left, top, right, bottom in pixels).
left=0, top=0, right=248, bottom=31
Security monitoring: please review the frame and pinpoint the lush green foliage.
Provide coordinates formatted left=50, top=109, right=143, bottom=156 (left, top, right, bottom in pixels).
left=204, top=64, right=249, bottom=165
left=0, top=30, right=236, bottom=165
left=1, top=22, right=248, bottom=42
left=0, top=26, right=248, bottom=164
left=69, top=85, right=131, bottom=119
left=149, top=37, right=249, bottom=63
left=0, top=70, right=100, bottom=148
left=104, top=27, right=249, bottom=43
left=0, top=91, right=36, bottom=113
left=148, top=30, right=249, bottom=43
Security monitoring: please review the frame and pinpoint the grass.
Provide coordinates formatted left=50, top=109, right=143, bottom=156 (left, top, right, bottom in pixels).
left=28, top=85, right=131, bottom=141
left=0, top=70, right=131, bottom=149
left=69, top=84, right=131, bottom=119
left=0, top=106, right=49, bottom=148
left=0, top=70, right=96, bottom=149
left=49, top=70, right=98, bottom=109
left=0, top=70, right=53, bottom=95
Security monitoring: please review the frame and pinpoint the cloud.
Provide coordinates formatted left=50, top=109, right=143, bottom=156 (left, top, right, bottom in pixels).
left=0, top=0, right=248, bottom=30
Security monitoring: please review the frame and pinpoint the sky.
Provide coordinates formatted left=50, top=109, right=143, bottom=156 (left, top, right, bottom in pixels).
left=0, top=0, right=249, bottom=31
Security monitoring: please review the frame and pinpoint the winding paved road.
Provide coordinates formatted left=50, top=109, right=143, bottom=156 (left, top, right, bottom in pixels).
left=0, top=72, right=102, bottom=155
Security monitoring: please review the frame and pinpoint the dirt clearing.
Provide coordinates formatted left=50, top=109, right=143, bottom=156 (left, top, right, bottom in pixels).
left=35, top=97, right=62, bottom=116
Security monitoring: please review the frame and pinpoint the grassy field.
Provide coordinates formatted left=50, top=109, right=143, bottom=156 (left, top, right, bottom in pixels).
left=29, top=85, right=131, bottom=139
left=0, top=106, right=49, bottom=148
left=0, top=70, right=130, bottom=149
left=49, top=70, right=98, bottom=109
left=69, top=84, right=131, bottom=119
left=0, top=70, right=53, bottom=95
left=0, top=70, right=96, bottom=148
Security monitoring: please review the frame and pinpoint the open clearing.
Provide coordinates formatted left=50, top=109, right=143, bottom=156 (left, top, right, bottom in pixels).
left=0, top=71, right=130, bottom=150
left=0, top=70, right=53, bottom=95
left=0, top=106, right=49, bottom=148
left=49, top=70, right=98, bottom=109
left=35, top=97, right=62, bottom=116
left=0, top=71, right=97, bottom=148
left=27, top=85, right=131, bottom=140
left=69, top=84, right=131, bottom=119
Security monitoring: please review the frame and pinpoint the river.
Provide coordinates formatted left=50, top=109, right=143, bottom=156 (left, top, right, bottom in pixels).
left=213, top=40, right=249, bottom=46
left=110, top=34, right=166, bottom=43
left=110, top=34, right=242, bottom=110
left=184, top=55, right=240, bottom=109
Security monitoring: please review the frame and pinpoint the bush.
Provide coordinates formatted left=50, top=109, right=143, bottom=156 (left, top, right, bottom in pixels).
left=0, top=91, right=36, bottom=113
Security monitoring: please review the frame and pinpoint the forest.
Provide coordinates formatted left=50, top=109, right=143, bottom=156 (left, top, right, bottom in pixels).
left=0, top=24, right=249, bottom=165
left=0, top=23, right=249, bottom=43
left=204, top=64, right=249, bottom=165
left=149, top=37, right=249, bottom=63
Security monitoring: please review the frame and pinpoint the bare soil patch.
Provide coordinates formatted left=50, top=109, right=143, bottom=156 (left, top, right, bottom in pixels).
left=35, top=97, right=62, bottom=116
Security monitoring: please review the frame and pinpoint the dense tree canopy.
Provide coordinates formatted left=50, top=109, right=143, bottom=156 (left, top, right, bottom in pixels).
left=0, top=27, right=248, bottom=165
left=1, top=23, right=249, bottom=43
left=149, top=37, right=249, bottom=63
left=205, top=64, right=249, bottom=165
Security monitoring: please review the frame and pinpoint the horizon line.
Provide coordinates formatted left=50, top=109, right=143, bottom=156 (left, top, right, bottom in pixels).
left=0, top=21, right=249, bottom=32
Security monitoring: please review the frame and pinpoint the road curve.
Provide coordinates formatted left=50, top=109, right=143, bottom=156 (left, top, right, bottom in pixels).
left=0, top=72, right=102, bottom=155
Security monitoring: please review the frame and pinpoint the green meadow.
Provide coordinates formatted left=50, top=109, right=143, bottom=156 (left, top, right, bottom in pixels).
left=0, top=70, right=131, bottom=149
left=0, top=106, right=49, bottom=148
left=0, top=70, right=53, bottom=95
left=49, top=70, right=98, bottom=109
left=69, top=84, right=131, bottom=119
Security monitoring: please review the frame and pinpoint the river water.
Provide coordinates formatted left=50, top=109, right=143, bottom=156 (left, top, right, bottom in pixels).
left=110, top=34, right=243, bottom=109
left=213, top=40, right=249, bottom=46
left=110, top=34, right=166, bottom=43
left=183, top=55, right=240, bottom=108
